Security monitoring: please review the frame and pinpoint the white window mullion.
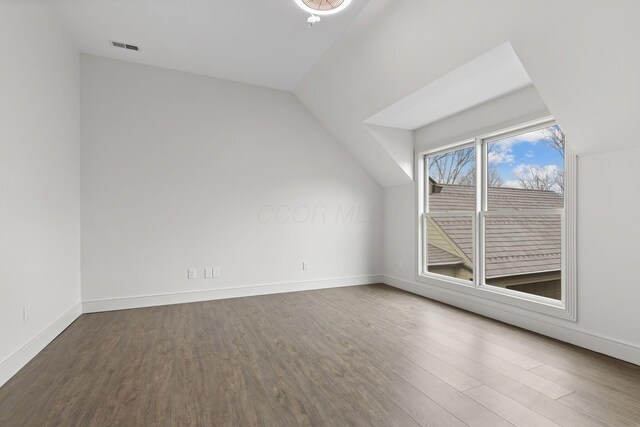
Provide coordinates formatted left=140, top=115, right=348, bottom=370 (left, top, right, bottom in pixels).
left=474, top=137, right=483, bottom=288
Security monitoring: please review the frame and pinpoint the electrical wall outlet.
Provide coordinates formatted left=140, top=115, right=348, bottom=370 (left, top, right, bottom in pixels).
left=398, top=259, right=404, bottom=271
left=204, top=267, right=220, bottom=278
left=302, top=261, right=309, bottom=271
left=23, top=305, right=30, bottom=323
left=187, top=268, right=197, bottom=279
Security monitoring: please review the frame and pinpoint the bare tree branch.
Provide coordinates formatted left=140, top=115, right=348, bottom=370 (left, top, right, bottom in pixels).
left=513, top=165, right=563, bottom=192
left=429, top=147, right=474, bottom=185
left=541, top=125, right=565, bottom=159
left=428, top=125, right=565, bottom=193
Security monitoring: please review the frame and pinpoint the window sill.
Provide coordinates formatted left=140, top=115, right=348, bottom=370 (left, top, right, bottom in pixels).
left=416, top=272, right=576, bottom=321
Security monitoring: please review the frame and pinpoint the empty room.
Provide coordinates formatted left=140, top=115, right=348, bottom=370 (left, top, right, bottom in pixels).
left=2, top=0, right=640, bottom=425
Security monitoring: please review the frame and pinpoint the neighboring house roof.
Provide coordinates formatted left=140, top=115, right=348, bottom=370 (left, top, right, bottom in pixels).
left=428, top=184, right=563, bottom=278
left=427, top=243, right=464, bottom=266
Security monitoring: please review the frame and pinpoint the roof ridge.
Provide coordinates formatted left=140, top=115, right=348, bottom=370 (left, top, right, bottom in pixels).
left=437, top=183, right=562, bottom=195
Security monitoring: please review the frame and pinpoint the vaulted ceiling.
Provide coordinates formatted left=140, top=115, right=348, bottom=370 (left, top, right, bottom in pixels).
left=52, top=0, right=640, bottom=188
left=295, top=0, right=640, bottom=186
left=52, top=0, right=369, bottom=91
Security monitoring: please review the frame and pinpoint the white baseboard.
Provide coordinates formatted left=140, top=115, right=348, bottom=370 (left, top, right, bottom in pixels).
left=0, top=303, right=82, bottom=388
left=82, top=275, right=382, bottom=313
left=383, top=274, right=640, bottom=366
left=0, top=276, right=379, bottom=389
left=8, top=273, right=633, bottom=393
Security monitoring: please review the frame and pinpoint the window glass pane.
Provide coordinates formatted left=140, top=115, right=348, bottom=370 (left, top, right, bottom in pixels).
left=426, top=215, right=473, bottom=282
left=487, top=125, right=564, bottom=210
left=427, top=145, right=475, bottom=212
left=484, top=214, right=561, bottom=300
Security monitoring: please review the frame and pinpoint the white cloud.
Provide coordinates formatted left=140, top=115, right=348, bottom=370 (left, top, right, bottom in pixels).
left=496, top=129, right=547, bottom=147
left=513, top=163, right=560, bottom=176
left=488, top=147, right=514, bottom=165
left=488, top=128, right=554, bottom=166
left=488, top=130, right=545, bottom=165
left=503, top=180, right=523, bottom=188
left=489, top=139, right=516, bottom=151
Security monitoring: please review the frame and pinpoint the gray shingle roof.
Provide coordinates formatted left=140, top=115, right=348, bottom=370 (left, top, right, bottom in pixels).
left=429, top=184, right=564, bottom=211
left=429, top=184, right=563, bottom=278
left=427, top=244, right=463, bottom=265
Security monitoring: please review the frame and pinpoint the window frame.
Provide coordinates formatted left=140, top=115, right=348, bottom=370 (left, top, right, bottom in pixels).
left=422, top=140, right=477, bottom=287
left=416, top=116, right=577, bottom=320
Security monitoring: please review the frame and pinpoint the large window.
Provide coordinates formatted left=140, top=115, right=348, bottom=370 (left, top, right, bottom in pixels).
left=418, top=118, right=575, bottom=317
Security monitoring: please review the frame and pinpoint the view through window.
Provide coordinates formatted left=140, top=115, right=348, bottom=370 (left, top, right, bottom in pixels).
left=426, top=144, right=475, bottom=282
left=424, top=122, right=566, bottom=301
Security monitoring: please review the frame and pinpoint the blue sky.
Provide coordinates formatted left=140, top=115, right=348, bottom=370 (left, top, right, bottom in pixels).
left=489, top=126, right=564, bottom=190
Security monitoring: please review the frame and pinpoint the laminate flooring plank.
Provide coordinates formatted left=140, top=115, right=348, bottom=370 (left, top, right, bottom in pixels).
left=1, top=284, right=639, bottom=427
left=464, top=385, right=561, bottom=427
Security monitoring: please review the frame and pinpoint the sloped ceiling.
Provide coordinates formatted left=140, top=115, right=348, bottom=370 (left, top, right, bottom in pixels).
left=294, top=0, right=640, bottom=187
left=364, top=43, right=533, bottom=131
left=52, top=0, right=369, bottom=91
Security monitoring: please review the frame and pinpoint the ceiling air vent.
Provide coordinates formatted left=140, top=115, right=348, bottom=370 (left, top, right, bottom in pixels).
left=110, top=41, right=140, bottom=51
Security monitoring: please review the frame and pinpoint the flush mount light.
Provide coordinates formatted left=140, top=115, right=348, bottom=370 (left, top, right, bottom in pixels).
left=294, top=0, right=353, bottom=16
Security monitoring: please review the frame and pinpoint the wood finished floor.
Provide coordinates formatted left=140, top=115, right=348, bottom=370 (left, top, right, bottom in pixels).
left=1, top=285, right=640, bottom=427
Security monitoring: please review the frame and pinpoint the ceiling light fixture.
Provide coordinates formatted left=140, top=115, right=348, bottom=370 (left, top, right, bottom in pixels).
left=307, top=15, right=322, bottom=26
left=295, top=0, right=352, bottom=15
left=295, top=0, right=353, bottom=26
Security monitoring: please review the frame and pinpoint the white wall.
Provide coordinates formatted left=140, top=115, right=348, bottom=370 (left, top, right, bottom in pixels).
left=0, top=2, right=81, bottom=384
left=383, top=88, right=640, bottom=364
left=578, top=147, right=640, bottom=347
left=80, top=55, right=382, bottom=307
left=296, top=0, right=640, bottom=187
left=414, top=86, right=548, bottom=151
